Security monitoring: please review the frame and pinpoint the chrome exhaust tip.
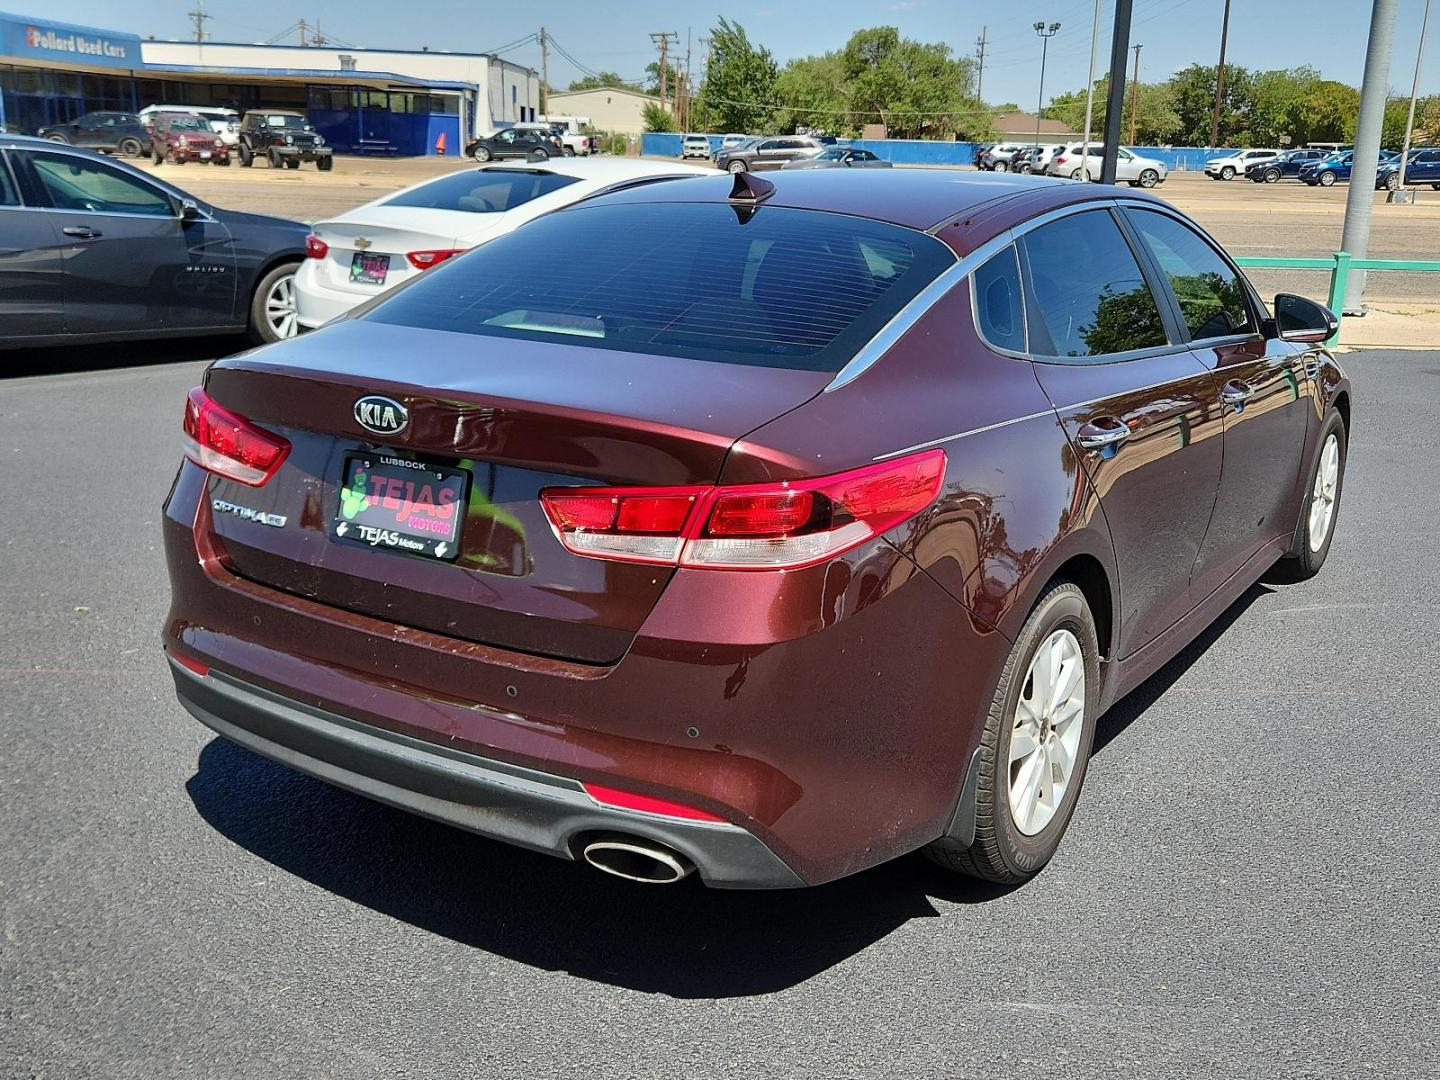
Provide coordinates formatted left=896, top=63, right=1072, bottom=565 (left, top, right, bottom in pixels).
left=581, top=834, right=696, bottom=884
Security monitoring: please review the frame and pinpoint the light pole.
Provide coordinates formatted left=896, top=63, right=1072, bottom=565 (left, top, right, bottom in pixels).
left=1395, top=0, right=1433, bottom=198
left=1034, top=21, right=1061, bottom=150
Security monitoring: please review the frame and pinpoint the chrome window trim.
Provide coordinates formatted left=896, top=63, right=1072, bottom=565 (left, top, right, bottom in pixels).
left=0, top=151, right=20, bottom=208
left=969, top=242, right=1030, bottom=359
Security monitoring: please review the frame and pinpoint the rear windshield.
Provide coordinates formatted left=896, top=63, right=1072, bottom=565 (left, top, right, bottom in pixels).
left=382, top=168, right=580, bottom=214
left=363, top=202, right=954, bottom=371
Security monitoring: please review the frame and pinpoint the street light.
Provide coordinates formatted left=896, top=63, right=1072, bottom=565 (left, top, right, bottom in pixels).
left=1034, top=21, right=1061, bottom=151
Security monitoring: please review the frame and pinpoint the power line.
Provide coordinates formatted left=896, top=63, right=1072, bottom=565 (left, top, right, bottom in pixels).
left=187, top=1, right=211, bottom=42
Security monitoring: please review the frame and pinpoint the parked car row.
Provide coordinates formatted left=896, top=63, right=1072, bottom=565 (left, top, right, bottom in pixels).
left=33, top=107, right=334, bottom=170
left=974, top=142, right=1167, bottom=187
left=157, top=163, right=1349, bottom=893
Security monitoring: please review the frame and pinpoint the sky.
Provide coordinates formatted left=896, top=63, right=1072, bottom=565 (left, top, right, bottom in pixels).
left=33, top=0, right=1440, bottom=107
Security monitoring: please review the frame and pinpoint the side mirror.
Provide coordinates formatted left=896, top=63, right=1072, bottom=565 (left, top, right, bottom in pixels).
left=178, top=199, right=201, bottom=221
left=1273, top=293, right=1338, bottom=343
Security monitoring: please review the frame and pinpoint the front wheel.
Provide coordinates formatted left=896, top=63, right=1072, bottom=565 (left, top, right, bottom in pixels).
left=924, top=581, right=1099, bottom=885
left=316, top=156, right=333, bottom=171
left=1318, top=171, right=1337, bottom=187
left=1267, top=410, right=1347, bottom=583
left=248, top=263, right=301, bottom=345
left=1263, top=168, right=1282, bottom=183
left=1138, top=169, right=1159, bottom=188
left=239, top=144, right=253, bottom=167
left=118, top=137, right=143, bottom=158
left=1220, top=165, right=1235, bottom=180
left=1385, top=172, right=1401, bottom=191
left=285, top=157, right=300, bottom=169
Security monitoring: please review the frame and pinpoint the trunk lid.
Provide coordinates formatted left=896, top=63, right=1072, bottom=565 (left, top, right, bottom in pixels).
left=200, top=320, right=829, bottom=664
left=309, top=209, right=480, bottom=298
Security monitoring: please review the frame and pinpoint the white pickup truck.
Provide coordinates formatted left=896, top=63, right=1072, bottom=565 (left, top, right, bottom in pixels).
left=540, top=116, right=596, bottom=156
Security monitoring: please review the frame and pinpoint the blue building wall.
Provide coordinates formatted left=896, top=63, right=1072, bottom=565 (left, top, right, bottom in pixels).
left=641, top=132, right=1228, bottom=171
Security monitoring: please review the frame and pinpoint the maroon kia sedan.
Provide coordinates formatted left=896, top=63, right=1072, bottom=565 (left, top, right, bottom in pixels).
left=162, top=169, right=1350, bottom=888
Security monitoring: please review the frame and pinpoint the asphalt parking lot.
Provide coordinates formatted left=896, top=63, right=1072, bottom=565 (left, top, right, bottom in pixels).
left=2, top=336, right=1437, bottom=1076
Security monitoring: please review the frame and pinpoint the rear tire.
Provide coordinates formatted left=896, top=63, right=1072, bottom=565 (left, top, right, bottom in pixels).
left=46, top=134, right=68, bottom=143
left=994, top=161, right=1009, bottom=173
left=1267, top=409, right=1347, bottom=583
left=248, top=262, right=302, bottom=345
left=1138, top=169, right=1159, bottom=188
left=118, top=137, right=143, bottom=158
left=473, top=146, right=492, bottom=162
left=528, top=148, right=550, bottom=161
left=924, top=581, right=1100, bottom=885
left=727, top=159, right=748, bottom=173
left=563, top=146, right=575, bottom=157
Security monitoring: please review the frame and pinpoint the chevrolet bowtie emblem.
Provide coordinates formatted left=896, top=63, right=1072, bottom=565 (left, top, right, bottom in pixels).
left=354, top=236, right=372, bottom=250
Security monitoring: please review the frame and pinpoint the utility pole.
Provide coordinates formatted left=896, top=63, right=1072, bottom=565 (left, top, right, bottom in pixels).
left=649, top=31, right=678, bottom=114
left=1128, top=44, right=1142, bottom=145
left=975, top=26, right=988, bottom=103
left=681, top=30, right=692, bottom=131
left=1100, top=0, right=1134, bottom=184
left=1395, top=0, right=1433, bottom=195
left=1209, top=0, right=1232, bottom=148
left=1080, top=0, right=1101, bottom=173
left=297, top=18, right=308, bottom=47
left=1341, top=0, right=1400, bottom=312
left=539, top=27, right=549, bottom=116
left=187, top=1, right=211, bottom=42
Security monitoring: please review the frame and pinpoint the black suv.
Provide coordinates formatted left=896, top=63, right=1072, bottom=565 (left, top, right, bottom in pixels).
left=1247, top=148, right=1328, bottom=183
left=36, top=112, right=149, bottom=158
left=237, top=111, right=333, bottom=170
left=464, top=126, right=563, bottom=163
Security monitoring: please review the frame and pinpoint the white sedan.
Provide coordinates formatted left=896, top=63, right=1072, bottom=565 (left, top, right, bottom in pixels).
left=294, top=158, right=712, bottom=331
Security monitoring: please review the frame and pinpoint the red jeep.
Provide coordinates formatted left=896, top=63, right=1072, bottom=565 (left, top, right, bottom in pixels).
left=149, top=113, right=230, bottom=166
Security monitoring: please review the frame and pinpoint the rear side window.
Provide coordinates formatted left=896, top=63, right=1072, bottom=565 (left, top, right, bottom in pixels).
left=972, top=245, right=1025, bottom=353
left=383, top=169, right=579, bottom=214
left=1126, top=209, right=1252, bottom=341
left=365, top=202, right=955, bottom=371
left=0, top=156, right=18, bottom=206
left=1020, top=209, right=1169, bottom=359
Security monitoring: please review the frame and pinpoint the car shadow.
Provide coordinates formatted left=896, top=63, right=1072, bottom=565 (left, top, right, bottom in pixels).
left=1092, top=581, right=1274, bottom=756
left=4, top=334, right=247, bottom=379
left=185, top=581, right=1274, bottom=998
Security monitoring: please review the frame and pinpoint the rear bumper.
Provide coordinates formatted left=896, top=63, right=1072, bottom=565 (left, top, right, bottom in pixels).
left=170, top=658, right=802, bottom=888
left=294, top=260, right=369, bottom=329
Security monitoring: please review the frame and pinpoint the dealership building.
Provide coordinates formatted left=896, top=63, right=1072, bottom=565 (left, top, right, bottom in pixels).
left=0, top=10, right=541, bottom=155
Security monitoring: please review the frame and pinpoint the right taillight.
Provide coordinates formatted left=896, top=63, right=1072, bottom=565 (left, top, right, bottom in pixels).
left=540, top=449, right=945, bottom=570
left=305, top=234, right=328, bottom=259
left=182, top=387, right=290, bottom=486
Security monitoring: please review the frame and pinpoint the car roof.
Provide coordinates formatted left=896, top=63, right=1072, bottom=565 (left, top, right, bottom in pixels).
left=584, top=168, right=1127, bottom=233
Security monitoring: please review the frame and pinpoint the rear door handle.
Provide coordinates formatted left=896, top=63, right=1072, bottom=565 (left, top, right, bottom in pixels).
left=62, top=226, right=102, bottom=239
left=1076, top=417, right=1131, bottom=451
left=1221, top=380, right=1254, bottom=408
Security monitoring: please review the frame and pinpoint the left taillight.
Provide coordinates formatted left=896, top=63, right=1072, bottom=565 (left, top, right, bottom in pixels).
left=405, top=248, right=463, bottom=270
left=305, top=234, right=328, bottom=259
left=540, top=448, right=945, bottom=571
left=181, top=386, right=290, bottom=487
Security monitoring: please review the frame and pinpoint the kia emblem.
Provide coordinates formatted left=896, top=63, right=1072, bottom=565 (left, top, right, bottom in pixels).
left=354, top=395, right=408, bottom=436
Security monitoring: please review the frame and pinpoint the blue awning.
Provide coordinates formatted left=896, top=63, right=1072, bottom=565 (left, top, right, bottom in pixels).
left=136, top=63, right=471, bottom=92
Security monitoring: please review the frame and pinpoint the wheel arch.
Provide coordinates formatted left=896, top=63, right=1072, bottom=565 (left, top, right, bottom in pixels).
left=1047, top=553, right=1114, bottom=662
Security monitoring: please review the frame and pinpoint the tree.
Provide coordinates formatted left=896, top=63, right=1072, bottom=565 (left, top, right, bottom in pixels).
left=694, top=18, right=779, bottom=133
left=773, top=53, right=848, bottom=135
left=644, top=60, right=685, bottom=99
left=1280, top=80, right=1360, bottom=145
left=567, top=71, right=642, bottom=93
left=838, top=27, right=978, bottom=139
left=641, top=102, right=676, bottom=132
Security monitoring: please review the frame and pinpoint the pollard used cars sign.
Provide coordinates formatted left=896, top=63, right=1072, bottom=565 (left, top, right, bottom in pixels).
left=0, top=12, right=141, bottom=69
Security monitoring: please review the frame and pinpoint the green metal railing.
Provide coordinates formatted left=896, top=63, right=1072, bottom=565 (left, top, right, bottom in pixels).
left=1233, top=252, right=1440, bottom=345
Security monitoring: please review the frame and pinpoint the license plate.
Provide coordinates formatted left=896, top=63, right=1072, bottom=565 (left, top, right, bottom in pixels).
left=200, top=151, right=212, bottom=159
left=333, top=453, right=467, bottom=561
left=350, top=252, right=390, bottom=285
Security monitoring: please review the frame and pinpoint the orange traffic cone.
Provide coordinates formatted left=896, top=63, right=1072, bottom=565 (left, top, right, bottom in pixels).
left=435, top=131, right=447, bottom=156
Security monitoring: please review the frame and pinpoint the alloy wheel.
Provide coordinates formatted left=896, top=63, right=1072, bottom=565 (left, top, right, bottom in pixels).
left=1008, top=628, right=1086, bottom=837
left=264, top=272, right=299, bottom=340
left=1308, top=433, right=1340, bottom=552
